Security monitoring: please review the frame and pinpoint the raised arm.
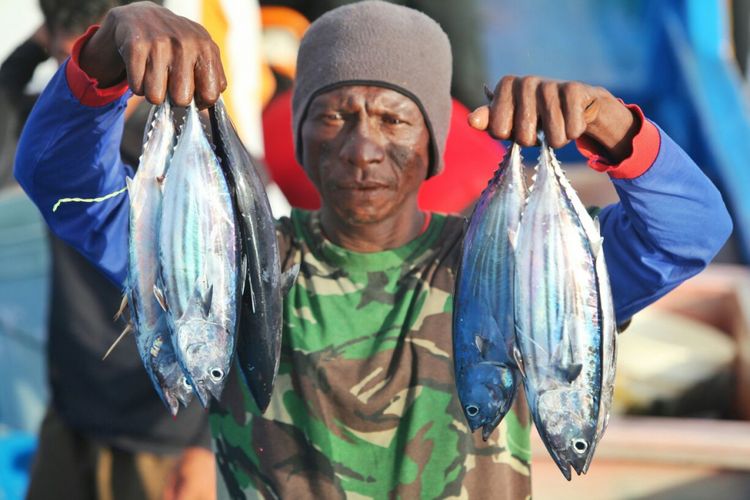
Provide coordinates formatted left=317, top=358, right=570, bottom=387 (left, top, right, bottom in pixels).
left=14, top=2, right=228, bottom=286
left=469, top=76, right=733, bottom=324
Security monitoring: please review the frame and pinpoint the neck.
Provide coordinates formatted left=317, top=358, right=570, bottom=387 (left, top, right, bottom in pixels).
left=319, top=202, right=425, bottom=253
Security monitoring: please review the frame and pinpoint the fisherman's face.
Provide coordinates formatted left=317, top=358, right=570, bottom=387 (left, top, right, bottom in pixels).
left=301, top=86, right=430, bottom=225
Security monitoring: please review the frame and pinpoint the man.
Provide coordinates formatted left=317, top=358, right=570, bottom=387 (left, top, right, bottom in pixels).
left=1, top=2, right=215, bottom=499
left=15, top=1, right=732, bottom=498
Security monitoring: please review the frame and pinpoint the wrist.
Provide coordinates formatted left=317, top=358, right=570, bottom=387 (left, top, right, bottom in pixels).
left=583, top=97, right=639, bottom=164
left=78, top=22, right=125, bottom=87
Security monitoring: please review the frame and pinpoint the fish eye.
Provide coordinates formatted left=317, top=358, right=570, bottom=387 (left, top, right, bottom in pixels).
left=210, top=368, right=224, bottom=381
left=466, top=405, right=479, bottom=417
left=572, top=439, right=588, bottom=454
left=182, top=378, right=192, bottom=389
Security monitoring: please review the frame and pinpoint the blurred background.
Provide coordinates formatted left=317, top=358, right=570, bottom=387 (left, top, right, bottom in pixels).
left=1, top=0, right=749, bottom=499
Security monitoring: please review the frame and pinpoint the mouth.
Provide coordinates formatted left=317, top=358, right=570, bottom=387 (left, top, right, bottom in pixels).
left=335, top=182, right=392, bottom=192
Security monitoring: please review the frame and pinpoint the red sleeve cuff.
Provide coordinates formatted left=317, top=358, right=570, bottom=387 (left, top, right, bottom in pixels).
left=65, top=24, right=129, bottom=107
left=575, top=103, right=661, bottom=180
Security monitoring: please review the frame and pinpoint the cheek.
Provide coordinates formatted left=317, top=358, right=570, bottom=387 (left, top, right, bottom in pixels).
left=303, top=140, right=337, bottom=189
left=387, top=141, right=428, bottom=189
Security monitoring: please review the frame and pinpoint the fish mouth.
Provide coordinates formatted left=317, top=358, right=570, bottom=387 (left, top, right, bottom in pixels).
left=159, top=390, right=180, bottom=417
left=556, top=461, right=572, bottom=481
left=481, top=408, right=507, bottom=441
left=187, top=377, right=211, bottom=408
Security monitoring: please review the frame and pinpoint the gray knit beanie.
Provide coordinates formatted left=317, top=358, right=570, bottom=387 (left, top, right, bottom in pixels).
left=292, top=0, right=453, bottom=178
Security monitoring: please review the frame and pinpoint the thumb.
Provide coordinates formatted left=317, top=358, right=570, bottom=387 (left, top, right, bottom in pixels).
left=467, top=105, right=490, bottom=131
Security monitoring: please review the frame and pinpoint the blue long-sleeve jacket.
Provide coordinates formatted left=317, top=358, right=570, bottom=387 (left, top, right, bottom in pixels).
left=15, top=61, right=733, bottom=324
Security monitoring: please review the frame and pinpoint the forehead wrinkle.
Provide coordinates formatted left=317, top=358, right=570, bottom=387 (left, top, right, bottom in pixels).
left=311, top=87, right=422, bottom=119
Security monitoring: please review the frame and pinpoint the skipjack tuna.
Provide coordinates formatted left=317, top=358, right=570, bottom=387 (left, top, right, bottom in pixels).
left=155, top=101, right=241, bottom=408
left=112, top=100, right=193, bottom=416
left=209, top=99, right=298, bottom=412
left=511, top=136, right=617, bottom=480
left=453, top=142, right=526, bottom=440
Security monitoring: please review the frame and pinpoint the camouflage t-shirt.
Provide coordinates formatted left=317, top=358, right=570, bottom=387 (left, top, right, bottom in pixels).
left=211, top=209, right=532, bottom=499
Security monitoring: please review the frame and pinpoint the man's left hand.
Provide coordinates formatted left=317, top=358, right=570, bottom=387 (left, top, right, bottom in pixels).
left=468, top=76, right=640, bottom=163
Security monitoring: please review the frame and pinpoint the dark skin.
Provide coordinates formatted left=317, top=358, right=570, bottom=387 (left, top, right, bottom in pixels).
left=80, top=1, right=639, bottom=251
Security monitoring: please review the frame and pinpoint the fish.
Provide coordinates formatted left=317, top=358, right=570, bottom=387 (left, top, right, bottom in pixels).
left=117, top=100, right=192, bottom=416
left=209, top=99, right=298, bottom=412
left=155, top=101, right=242, bottom=407
left=453, top=142, right=526, bottom=440
left=511, top=135, right=616, bottom=480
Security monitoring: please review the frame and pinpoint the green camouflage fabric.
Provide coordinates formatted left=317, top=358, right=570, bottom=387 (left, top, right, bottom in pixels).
left=211, top=209, right=532, bottom=499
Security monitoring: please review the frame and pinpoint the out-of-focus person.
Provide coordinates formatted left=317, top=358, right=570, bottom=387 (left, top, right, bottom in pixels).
left=0, top=1, right=215, bottom=499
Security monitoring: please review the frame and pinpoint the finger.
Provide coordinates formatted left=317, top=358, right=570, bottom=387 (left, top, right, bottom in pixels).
left=467, top=105, right=489, bottom=130
left=193, top=45, right=222, bottom=109
left=142, top=40, right=169, bottom=105
left=168, top=50, right=195, bottom=107
left=488, top=75, right=515, bottom=139
left=121, top=39, right=148, bottom=96
left=514, top=76, right=539, bottom=147
left=560, top=81, right=588, bottom=140
left=538, top=81, right=566, bottom=148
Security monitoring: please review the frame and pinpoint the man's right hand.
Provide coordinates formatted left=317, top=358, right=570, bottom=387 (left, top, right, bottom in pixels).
left=79, top=1, right=227, bottom=108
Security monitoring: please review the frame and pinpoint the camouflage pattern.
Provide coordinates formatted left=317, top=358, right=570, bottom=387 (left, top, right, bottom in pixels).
left=211, top=209, right=532, bottom=499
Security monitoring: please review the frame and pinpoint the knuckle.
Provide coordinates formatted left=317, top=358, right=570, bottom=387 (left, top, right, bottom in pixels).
left=540, top=81, right=558, bottom=102
left=521, top=76, right=540, bottom=92
left=562, top=81, right=584, bottom=98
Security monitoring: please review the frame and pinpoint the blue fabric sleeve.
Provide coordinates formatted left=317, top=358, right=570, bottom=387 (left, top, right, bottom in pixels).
left=599, top=125, right=733, bottom=324
left=14, top=61, right=132, bottom=288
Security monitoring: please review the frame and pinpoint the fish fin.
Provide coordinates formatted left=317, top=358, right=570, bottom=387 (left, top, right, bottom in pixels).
left=512, top=345, right=526, bottom=379
left=113, top=293, right=128, bottom=321
left=246, top=275, right=256, bottom=314
left=507, top=227, right=517, bottom=251
left=474, top=335, right=487, bottom=357
left=153, top=285, right=168, bottom=312
left=591, top=236, right=604, bottom=257
left=201, top=284, right=214, bottom=318
left=280, top=264, right=300, bottom=296
left=125, top=176, right=134, bottom=194
left=593, top=216, right=601, bottom=233
left=102, top=323, right=133, bottom=360
left=559, top=363, right=583, bottom=383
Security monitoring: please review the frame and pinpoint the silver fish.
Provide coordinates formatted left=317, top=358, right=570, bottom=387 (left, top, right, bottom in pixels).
left=156, top=101, right=241, bottom=407
left=208, top=99, right=298, bottom=412
left=453, top=143, right=526, bottom=440
left=512, top=137, right=616, bottom=480
left=123, top=100, right=192, bottom=415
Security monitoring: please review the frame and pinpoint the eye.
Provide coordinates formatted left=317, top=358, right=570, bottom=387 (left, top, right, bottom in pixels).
left=320, top=112, right=343, bottom=123
left=572, top=439, right=588, bottom=454
left=466, top=405, right=479, bottom=417
left=182, top=378, right=192, bottom=389
left=383, top=115, right=404, bottom=125
left=210, top=368, right=224, bottom=381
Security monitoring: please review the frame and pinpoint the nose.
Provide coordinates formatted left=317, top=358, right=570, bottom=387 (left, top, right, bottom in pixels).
left=339, top=118, right=385, bottom=167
